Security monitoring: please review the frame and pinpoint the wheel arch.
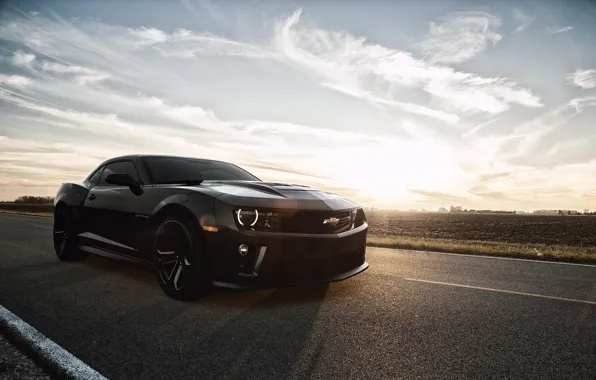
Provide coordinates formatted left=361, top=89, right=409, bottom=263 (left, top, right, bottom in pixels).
left=149, top=200, right=215, bottom=273
left=150, top=193, right=216, bottom=231
left=151, top=203, right=201, bottom=230
left=54, top=200, right=67, bottom=212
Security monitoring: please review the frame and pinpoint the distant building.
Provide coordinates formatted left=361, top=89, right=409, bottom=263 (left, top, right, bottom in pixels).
left=533, top=209, right=581, bottom=215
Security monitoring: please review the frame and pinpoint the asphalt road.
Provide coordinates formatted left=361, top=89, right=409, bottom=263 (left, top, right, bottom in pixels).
left=0, top=213, right=595, bottom=380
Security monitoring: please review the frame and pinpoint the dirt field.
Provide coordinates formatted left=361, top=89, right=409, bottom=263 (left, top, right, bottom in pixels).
left=366, top=211, right=596, bottom=247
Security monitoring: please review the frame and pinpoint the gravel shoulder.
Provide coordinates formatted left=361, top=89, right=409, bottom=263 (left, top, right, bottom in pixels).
left=0, top=334, right=50, bottom=380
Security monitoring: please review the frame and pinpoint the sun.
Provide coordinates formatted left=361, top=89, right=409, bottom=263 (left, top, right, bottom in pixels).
left=334, top=139, right=460, bottom=199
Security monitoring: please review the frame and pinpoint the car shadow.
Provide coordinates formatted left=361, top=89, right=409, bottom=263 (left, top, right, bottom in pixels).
left=77, top=254, right=333, bottom=379
left=176, top=283, right=330, bottom=380
left=78, top=253, right=332, bottom=308
left=4, top=250, right=353, bottom=380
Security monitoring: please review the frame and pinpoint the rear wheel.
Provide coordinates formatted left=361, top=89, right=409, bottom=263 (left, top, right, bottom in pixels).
left=53, top=206, right=87, bottom=261
left=154, top=215, right=212, bottom=300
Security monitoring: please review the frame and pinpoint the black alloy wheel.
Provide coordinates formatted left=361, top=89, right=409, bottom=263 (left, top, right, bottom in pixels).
left=53, top=206, right=87, bottom=261
left=154, top=215, right=211, bottom=300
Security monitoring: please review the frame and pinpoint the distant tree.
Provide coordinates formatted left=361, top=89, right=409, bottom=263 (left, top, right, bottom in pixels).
left=13, top=195, right=54, bottom=204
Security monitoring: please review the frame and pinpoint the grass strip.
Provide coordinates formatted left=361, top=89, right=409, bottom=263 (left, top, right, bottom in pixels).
left=367, top=234, right=596, bottom=265
left=0, top=209, right=53, bottom=217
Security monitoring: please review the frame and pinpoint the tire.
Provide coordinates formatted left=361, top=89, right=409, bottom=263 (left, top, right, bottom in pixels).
left=53, top=205, right=88, bottom=261
left=153, top=214, right=212, bottom=301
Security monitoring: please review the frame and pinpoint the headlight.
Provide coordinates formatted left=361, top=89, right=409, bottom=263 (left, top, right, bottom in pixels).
left=354, top=208, right=367, bottom=227
left=235, top=209, right=279, bottom=231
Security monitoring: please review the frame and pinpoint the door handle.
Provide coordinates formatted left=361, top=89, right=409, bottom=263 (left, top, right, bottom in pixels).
left=88, top=194, right=96, bottom=201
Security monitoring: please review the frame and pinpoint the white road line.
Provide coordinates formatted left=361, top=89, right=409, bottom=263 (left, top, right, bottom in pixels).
left=371, top=246, right=596, bottom=268
left=404, top=278, right=596, bottom=306
left=0, top=305, right=107, bottom=380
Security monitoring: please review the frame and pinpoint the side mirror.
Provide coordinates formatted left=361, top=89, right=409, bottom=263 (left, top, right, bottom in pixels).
left=105, top=173, right=144, bottom=196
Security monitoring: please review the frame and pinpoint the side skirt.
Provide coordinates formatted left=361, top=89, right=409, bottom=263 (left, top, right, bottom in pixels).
left=78, top=245, right=155, bottom=269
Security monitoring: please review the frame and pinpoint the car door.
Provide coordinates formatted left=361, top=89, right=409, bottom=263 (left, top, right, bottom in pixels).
left=82, top=160, right=147, bottom=259
left=78, top=165, right=105, bottom=236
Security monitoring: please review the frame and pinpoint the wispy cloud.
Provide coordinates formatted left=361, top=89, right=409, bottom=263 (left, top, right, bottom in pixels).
left=417, top=11, right=502, bottom=63
left=11, top=51, right=35, bottom=67
left=274, top=9, right=541, bottom=120
left=0, top=3, right=594, bottom=210
left=547, top=26, right=573, bottom=34
left=513, top=9, right=535, bottom=33
left=568, top=96, right=596, bottom=112
left=0, top=10, right=412, bottom=201
left=126, top=26, right=270, bottom=58
left=0, top=73, right=32, bottom=87
left=567, top=68, right=596, bottom=89
left=409, top=189, right=467, bottom=201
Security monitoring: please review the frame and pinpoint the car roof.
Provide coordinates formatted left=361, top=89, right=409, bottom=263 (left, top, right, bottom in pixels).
left=98, top=154, right=234, bottom=167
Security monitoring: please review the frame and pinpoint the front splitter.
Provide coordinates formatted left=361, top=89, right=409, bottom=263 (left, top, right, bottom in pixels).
left=211, top=262, right=369, bottom=290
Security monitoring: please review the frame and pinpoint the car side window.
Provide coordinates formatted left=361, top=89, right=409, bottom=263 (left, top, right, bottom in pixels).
left=87, top=166, right=104, bottom=186
left=98, top=161, right=140, bottom=185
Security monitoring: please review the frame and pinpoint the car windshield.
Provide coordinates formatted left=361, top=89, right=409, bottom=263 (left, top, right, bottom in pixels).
left=143, top=157, right=260, bottom=184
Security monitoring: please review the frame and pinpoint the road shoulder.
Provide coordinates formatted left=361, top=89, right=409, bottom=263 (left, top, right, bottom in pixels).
left=0, top=334, right=51, bottom=380
left=0, top=305, right=107, bottom=380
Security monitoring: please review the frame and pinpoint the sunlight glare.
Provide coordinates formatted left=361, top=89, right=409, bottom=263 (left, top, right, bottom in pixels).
left=334, top=139, right=459, bottom=198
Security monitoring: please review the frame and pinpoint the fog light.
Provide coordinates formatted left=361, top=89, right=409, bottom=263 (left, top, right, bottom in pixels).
left=238, top=244, right=249, bottom=257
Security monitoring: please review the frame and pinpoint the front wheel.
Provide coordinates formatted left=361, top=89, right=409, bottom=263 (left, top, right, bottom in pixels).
left=153, top=215, right=212, bottom=301
left=53, top=206, right=88, bottom=261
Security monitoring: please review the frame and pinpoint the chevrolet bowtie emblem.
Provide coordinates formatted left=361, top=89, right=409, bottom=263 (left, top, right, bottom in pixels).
left=323, top=217, right=339, bottom=225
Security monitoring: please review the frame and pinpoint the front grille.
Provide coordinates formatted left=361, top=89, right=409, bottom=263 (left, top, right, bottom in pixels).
left=278, top=210, right=353, bottom=234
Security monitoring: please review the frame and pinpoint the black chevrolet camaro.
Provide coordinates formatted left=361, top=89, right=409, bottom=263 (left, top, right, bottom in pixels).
left=53, top=154, right=369, bottom=300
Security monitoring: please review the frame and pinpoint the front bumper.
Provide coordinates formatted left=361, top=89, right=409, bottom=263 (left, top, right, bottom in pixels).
left=205, top=222, right=369, bottom=290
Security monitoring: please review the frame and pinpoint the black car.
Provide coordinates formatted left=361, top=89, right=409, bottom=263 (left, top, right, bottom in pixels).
left=53, top=154, right=369, bottom=300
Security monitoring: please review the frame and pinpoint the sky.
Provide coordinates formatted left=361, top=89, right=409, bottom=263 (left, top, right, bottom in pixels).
left=1, top=0, right=596, bottom=211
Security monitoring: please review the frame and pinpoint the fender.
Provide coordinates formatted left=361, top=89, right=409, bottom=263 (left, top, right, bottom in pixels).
left=54, top=183, right=90, bottom=222
left=54, top=183, right=90, bottom=206
left=150, top=191, right=217, bottom=228
left=150, top=193, right=192, bottom=216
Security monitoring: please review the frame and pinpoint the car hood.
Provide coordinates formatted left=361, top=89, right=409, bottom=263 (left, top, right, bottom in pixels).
left=187, top=180, right=360, bottom=211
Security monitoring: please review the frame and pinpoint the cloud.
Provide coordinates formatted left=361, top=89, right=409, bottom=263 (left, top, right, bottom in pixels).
left=567, top=69, right=596, bottom=89
left=1, top=53, right=408, bottom=203
left=513, top=9, right=535, bottom=33
left=408, top=189, right=467, bottom=201
left=462, top=116, right=501, bottom=138
left=128, top=26, right=168, bottom=45
left=126, top=26, right=270, bottom=59
left=0, top=8, right=542, bottom=125
left=40, top=61, right=109, bottom=85
left=273, top=9, right=541, bottom=120
left=11, top=51, right=35, bottom=67
left=0, top=6, right=591, bottom=210
left=0, top=74, right=32, bottom=87
left=417, top=11, right=502, bottom=64
left=547, top=26, right=573, bottom=34
left=241, top=162, right=331, bottom=180
left=568, top=96, right=596, bottom=112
